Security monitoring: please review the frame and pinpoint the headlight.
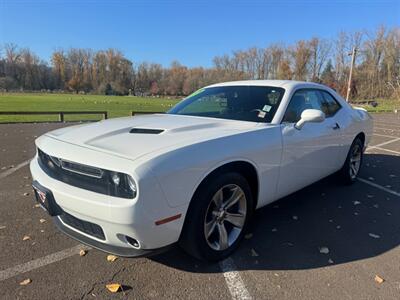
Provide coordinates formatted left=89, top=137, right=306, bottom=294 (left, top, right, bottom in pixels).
left=108, top=172, right=137, bottom=199
left=127, top=176, right=137, bottom=194
left=111, top=173, right=121, bottom=186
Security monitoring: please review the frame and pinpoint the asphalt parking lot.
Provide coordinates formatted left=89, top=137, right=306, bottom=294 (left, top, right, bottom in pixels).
left=0, top=113, right=399, bottom=300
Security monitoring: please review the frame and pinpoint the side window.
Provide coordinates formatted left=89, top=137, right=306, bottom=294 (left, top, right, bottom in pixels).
left=320, top=91, right=341, bottom=117
left=282, top=89, right=324, bottom=123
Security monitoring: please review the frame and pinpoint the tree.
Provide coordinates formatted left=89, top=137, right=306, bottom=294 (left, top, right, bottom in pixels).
left=165, top=61, right=187, bottom=95
left=1, top=24, right=399, bottom=99
left=277, top=59, right=292, bottom=80
left=321, top=59, right=336, bottom=89
left=0, top=76, right=17, bottom=91
left=290, top=40, right=311, bottom=80
left=51, top=50, right=67, bottom=89
left=309, top=37, right=331, bottom=81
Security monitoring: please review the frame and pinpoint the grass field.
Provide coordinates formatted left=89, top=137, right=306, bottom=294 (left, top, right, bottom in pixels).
left=0, top=93, right=180, bottom=123
left=0, top=93, right=398, bottom=123
left=351, top=99, right=400, bottom=113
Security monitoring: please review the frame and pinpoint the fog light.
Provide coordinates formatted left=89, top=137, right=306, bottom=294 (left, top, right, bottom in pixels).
left=126, top=236, right=140, bottom=249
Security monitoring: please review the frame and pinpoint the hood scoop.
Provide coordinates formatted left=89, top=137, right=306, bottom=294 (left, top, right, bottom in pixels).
left=129, top=128, right=164, bottom=134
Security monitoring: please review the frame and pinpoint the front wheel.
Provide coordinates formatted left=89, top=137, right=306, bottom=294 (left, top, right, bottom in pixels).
left=339, top=137, right=364, bottom=184
left=180, top=172, right=253, bottom=261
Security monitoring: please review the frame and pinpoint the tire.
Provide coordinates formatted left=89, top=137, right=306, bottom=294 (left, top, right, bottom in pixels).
left=180, top=172, right=253, bottom=261
left=339, top=137, right=364, bottom=184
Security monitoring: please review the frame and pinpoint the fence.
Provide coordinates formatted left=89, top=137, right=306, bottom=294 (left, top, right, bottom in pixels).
left=0, top=111, right=108, bottom=123
left=0, top=111, right=166, bottom=124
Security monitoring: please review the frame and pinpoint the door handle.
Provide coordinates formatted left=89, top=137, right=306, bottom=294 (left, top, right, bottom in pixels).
left=332, top=123, right=340, bottom=130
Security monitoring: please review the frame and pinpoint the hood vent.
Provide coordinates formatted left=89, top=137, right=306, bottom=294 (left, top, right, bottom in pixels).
left=129, top=128, right=164, bottom=134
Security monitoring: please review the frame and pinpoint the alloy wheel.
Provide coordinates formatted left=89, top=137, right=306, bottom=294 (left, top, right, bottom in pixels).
left=349, top=143, right=362, bottom=179
left=204, top=184, right=247, bottom=251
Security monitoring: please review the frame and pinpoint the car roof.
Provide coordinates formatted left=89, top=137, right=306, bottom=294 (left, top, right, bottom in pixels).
left=205, top=80, right=327, bottom=90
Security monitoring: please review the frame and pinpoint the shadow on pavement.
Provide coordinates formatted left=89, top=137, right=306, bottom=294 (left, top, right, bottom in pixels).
left=150, top=153, right=400, bottom=272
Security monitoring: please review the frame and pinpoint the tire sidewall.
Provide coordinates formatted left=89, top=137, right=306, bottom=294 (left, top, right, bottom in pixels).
left=180, top=172, right=253, bottom=261
left=342, top=138, right=364, bottom=183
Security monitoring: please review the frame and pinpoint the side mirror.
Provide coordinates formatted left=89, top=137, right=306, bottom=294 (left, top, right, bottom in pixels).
left=295, top=109, right=325, bottom=130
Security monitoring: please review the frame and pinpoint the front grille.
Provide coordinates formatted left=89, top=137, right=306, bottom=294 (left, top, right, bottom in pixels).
left=37, top=149, right=134, bottom=198
left=60, top=211, right=105, bottom=240
left=60, top=160, right=103, bottom=178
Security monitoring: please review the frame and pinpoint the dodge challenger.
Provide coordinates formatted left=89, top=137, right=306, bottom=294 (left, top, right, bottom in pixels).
left=30, top=80, right=373, bottom=261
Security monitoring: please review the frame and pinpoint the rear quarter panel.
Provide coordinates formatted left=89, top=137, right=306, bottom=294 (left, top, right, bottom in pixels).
left=352, top=107, right=373, bottom=147
left=336, top=106, right=373, bottom=165
left=324, top=90, right=373, bottom=166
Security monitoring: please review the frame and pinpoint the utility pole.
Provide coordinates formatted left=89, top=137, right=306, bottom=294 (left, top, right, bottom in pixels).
left=346, top=47, right=357, bottom=102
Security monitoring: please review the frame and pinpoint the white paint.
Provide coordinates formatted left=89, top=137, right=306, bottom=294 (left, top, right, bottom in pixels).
left=219, top=257, right=252, bottom=300
left=370, top=146, right=400, bottom=156
left=369, top=137, right=400, bottom=148
left=372, top=133, right=398, bottom=139
left=0, top=244, right=90, bottom=281
left=0, top=159, right=30, bottom=180
left=374, top=127, right=400, bottom=132
left=358, top=178, right=400, bottom=197
left=31, top=80, right=372, bottom=252
left=374, top=121, right=400, bottom=128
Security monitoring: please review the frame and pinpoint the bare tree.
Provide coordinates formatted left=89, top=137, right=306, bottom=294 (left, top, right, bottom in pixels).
left=51, top=50, right=67, bottom=89
left=309, top=37, right=331, bottom=81
left=290, top=40, right=312, bottom=80
left=1, top=25, right=399, bottom=99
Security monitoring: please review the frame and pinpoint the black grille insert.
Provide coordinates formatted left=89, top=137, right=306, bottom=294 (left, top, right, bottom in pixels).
left=37, top=149, right=134, bottom=198
left=60, top=160, right=103, bottom=178
left=60, top=211, right=105, bottom=240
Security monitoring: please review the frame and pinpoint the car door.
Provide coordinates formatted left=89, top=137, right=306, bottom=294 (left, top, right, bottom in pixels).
left=319, top=89, right=349, bottom=163
left=275, top=88, right=342, bottom=198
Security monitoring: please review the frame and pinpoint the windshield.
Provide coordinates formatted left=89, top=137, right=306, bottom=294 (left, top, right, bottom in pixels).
left=167, top=86, right=285, bottom=123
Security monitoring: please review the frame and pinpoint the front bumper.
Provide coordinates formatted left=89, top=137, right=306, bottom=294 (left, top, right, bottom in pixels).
left=30, top=153, right=186, bottom=255
left=53, top=216, right=174, bottom=257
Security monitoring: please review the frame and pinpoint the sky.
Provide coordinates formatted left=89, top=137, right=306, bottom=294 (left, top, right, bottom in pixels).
left=0, top=0, right=399, bottom=67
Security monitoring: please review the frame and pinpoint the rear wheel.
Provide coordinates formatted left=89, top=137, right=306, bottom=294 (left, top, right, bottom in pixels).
left=180, top=172, right=253, bottom=261
left=339, top=137, right=363, bottom=184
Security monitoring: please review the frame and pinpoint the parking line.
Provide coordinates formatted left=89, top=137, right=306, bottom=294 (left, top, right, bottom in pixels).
left=358, top=178, right=400, bottom=197
left=219, top=257, right=252, bottom=300
left=0, top=159, right=31, bottom=180
left=369, top=137, right=400, bottom=149
left=0, top=244, right=91, bottom=281
left=374, top=121, right=400, bottom=128
left=372, top=133, right=399, bottom=139
left=374, top=124, right=400, bottom=130
left=368, top=146, right=400, bottom=156
left=374, top=127, right=400, bottom=132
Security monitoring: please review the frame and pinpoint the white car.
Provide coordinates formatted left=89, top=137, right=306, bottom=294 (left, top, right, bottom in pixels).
left=30, top=80, right=373, bottom=261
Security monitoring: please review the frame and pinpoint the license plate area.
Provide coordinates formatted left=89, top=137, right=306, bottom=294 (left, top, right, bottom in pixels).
left=32, top=181, right=62, bottom=216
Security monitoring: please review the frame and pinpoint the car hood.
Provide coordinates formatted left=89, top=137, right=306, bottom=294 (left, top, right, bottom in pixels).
left=45, top=114, right=259, bottom=161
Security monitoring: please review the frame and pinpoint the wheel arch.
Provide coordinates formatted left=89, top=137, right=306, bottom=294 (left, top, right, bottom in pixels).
left=179, top=159, right=259, bottom=259
left=192, top=160, right=260, bottom=211
left=355, top=132, right=366, bottom=147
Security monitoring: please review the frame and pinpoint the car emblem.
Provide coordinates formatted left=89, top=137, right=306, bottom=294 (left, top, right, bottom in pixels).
left=37, top=190, right=46, bottom=203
